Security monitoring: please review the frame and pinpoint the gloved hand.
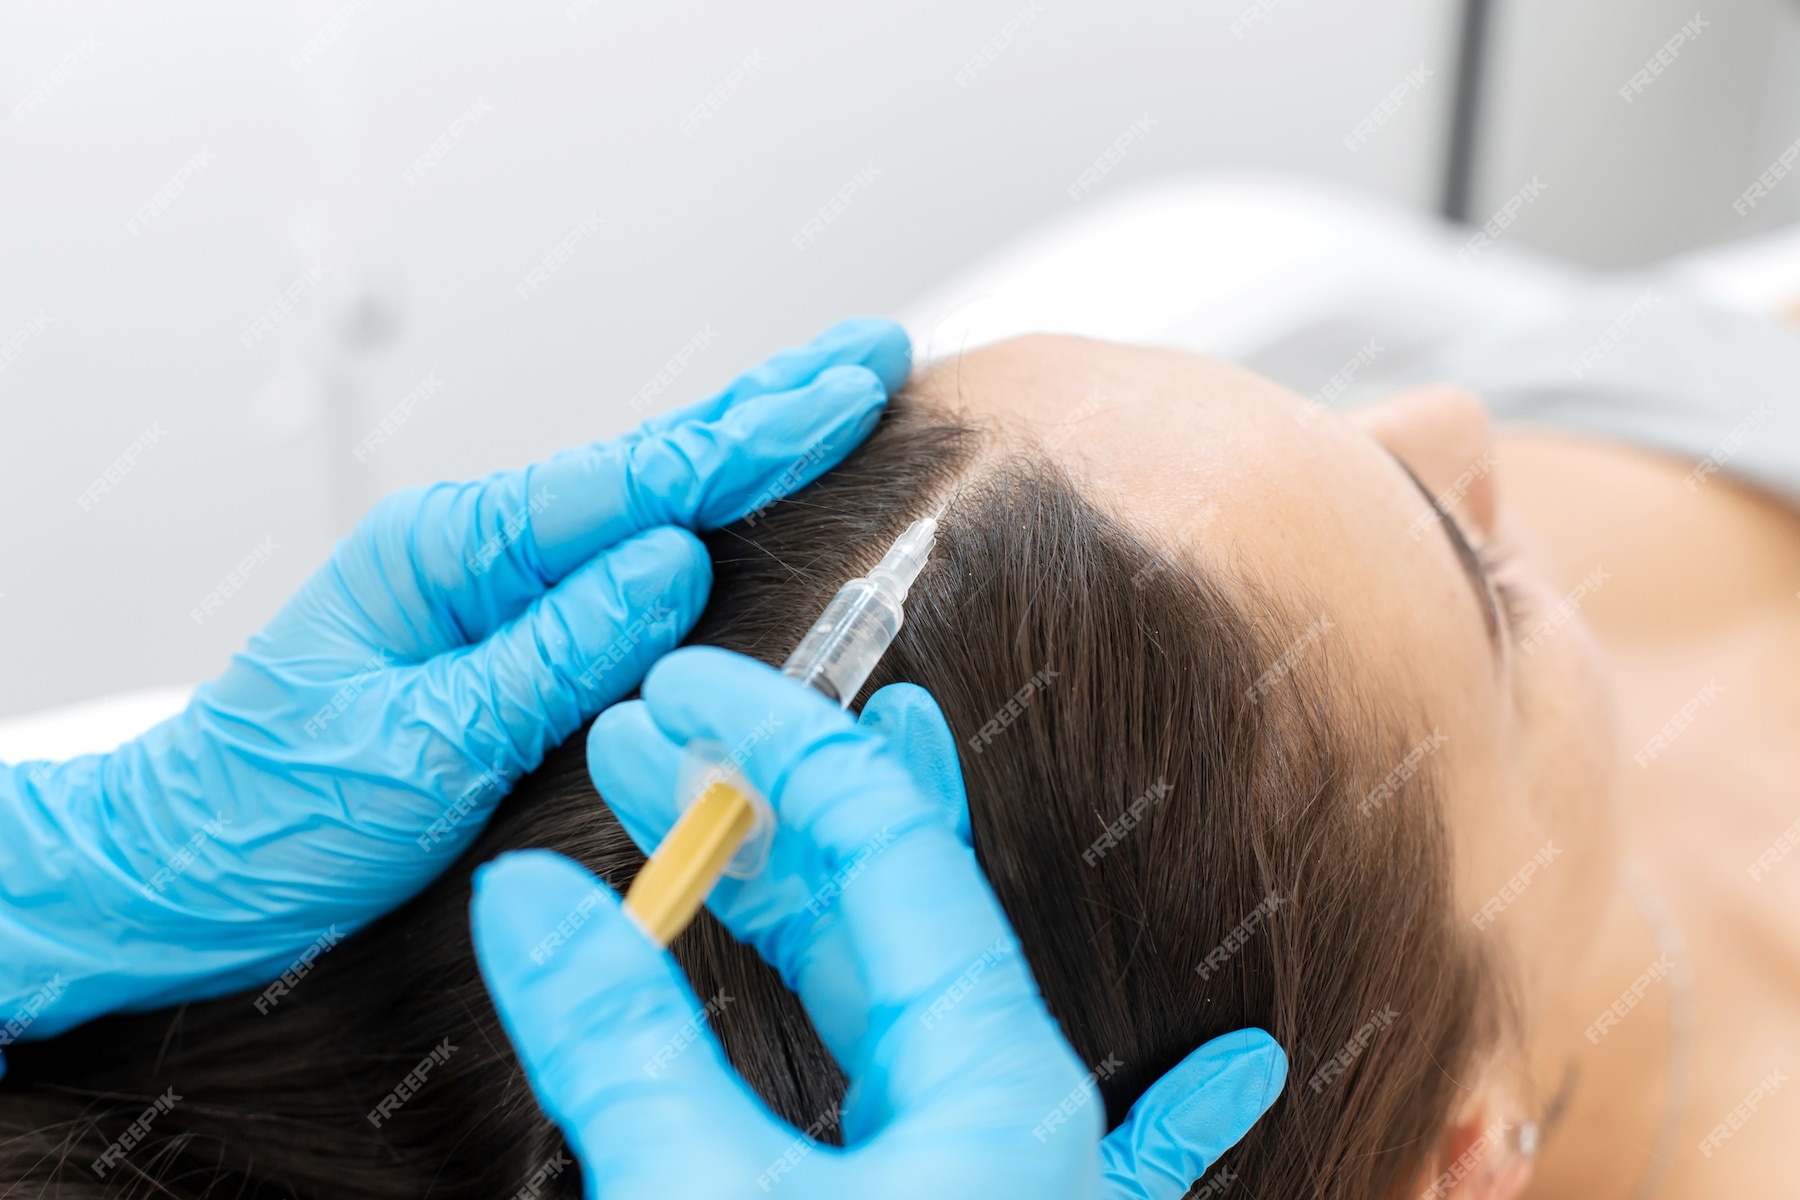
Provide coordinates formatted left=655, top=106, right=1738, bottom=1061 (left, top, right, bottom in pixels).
left=470, top=648, right=1285, bottom=1199
left=0, top=319, right=909, bottom=1044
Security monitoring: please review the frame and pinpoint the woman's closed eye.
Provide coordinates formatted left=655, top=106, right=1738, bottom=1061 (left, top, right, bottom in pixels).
left=1477, top=540, right=1532, bottom=640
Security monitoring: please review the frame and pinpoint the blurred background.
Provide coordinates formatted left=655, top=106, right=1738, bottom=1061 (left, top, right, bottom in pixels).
left=3, top=0, right=1799, bottom=717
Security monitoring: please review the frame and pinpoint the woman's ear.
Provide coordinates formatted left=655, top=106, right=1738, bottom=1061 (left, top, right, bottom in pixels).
left=1414, top=1096, right=1537, bottom=1199
left=1348, top=384, right=1499, bottom=539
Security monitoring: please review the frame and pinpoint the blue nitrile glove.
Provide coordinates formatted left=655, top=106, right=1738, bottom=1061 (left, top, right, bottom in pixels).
left=469, top=648, right=1285, bottom=1199
left=0, top=319, right=910, bottom=1048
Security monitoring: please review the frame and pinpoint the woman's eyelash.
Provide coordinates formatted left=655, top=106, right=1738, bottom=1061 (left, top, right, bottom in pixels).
left=1477, top=542, right=1532, bottom=635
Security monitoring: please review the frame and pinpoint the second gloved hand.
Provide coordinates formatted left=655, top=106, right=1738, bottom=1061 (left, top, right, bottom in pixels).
left=471, top=648, right=1285, bottom=1200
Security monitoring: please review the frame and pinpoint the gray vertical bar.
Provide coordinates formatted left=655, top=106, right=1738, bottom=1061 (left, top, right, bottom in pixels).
left=1442, top=0, right=1493, bottom=221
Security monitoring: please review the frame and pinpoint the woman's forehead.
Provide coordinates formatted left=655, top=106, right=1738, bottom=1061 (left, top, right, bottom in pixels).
left=913, top=336, right=1381, bottom=569
left=911, top=334, right=1504, bottom=776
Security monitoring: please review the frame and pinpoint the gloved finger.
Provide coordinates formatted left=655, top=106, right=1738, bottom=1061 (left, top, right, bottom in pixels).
left=585, top=699, right=685, bottom=856
left=856, top=683, right=971, bottom=845
left=1097, top=1029, right=1287, bottom=1200
left=525, top=361, right=889, bottom=581
left=470, top=850, right=791, bottom=1192
left=418, top=526, right=707, bottom=790
left=592, top=690, right=971, bottom=859
left=589, top=681, right=969, bottom=1074
left=627, top=316, right=911, bottom=436
left=633, top=650, right=1064, bottom=1078
left=588, top=698, right=875, bottom=1065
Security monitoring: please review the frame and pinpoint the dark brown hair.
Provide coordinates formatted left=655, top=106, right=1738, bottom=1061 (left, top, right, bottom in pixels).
left=0, top=391, right=1492, bottom=1198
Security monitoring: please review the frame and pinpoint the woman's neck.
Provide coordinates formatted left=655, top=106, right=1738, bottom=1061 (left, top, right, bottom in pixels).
left=1519, top=860, right=1682, bottom=1198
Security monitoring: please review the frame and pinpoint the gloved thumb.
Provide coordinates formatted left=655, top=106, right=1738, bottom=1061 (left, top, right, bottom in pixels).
left=1097, top=1028, right=1287, bottom=1200
left=470, top=850, right=780, bottom=1191
left=857, top=683, right=971, bottom=844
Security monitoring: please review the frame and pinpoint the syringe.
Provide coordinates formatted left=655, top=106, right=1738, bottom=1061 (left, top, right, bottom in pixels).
left=622, top=516, right=940, bottom=946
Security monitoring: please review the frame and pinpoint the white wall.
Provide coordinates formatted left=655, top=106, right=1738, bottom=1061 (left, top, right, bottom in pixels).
left=0, top=0, right=1460, bottom=717
left=7, top=0, right=1799, bottom=720
left=1472, top=0, right=1800, bottom=266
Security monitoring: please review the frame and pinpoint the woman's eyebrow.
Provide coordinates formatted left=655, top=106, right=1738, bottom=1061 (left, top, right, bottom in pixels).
left=1392, top=455, right=1503, bottom=659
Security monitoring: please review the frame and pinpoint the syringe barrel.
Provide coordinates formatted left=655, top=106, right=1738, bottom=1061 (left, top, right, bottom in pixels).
left=780, top=578, right=904, bottom=706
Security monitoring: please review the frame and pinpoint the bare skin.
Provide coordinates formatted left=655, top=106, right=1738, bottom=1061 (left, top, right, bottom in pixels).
left=911, top=335, right=1798, bottom=1199
left=1499, top=431, right=1800, bottom=1199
